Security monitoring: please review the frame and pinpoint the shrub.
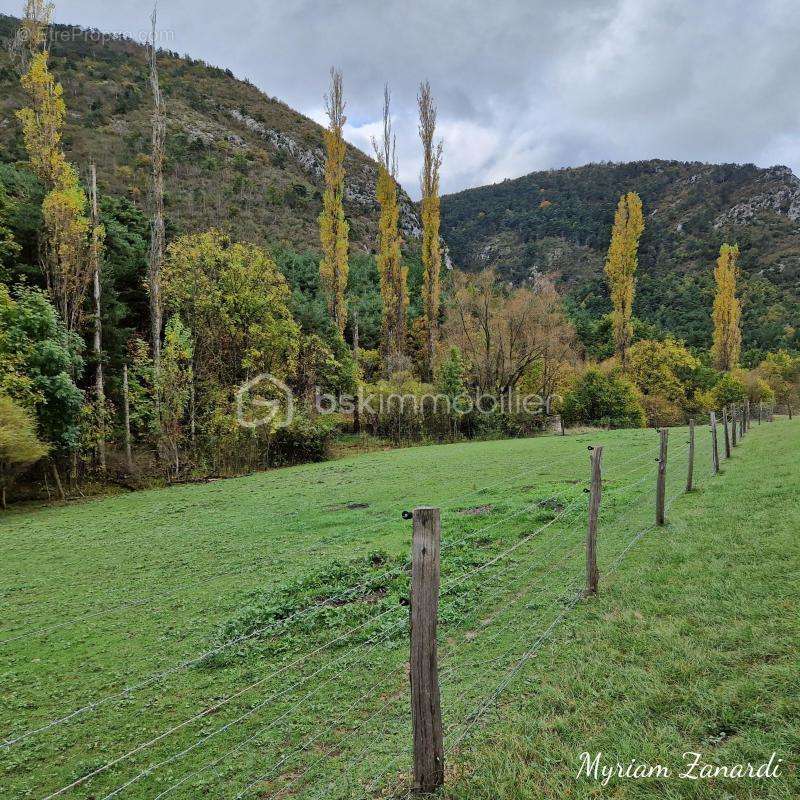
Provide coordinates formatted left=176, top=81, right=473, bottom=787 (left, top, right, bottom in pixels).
left=641, top=394, right=684, bottom=428
left=562, top=368, right=646, bottom=428
left=0, top=393, right=48, bottom=508
left=270, top=413, right=336, bottom=466
left=711, top=373, right=747, bottom=410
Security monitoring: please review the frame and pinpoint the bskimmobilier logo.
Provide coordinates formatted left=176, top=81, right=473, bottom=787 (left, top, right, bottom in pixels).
left=235, top=374, right=294, bottom=429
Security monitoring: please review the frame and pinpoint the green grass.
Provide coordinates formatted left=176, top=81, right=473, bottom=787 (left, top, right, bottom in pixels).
left=0, top=421, right=797, bottom=799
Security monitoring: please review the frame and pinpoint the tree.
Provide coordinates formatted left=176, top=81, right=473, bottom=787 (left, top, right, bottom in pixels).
left=15, top=1, right=95, bottom=334
left=157, top=316, right=193, bottom=476
left=162, top=230, right=300, bottom=394
left=436, top=346, right=466, bottom=436
left=711, top=372, right=747, bottom=411
left=0, top=183, right=21, bottom=283
left=372, top=85, right=407, bottom=365
left=89, top=164, right=107, bottom=471
left=319, top=67, right=349, bottom=336
left=627, top=338, right=701, bottom=407
left=759, top=351, right=799, bottom=419
left=0, top=393, right=48, bottom=509
left=0, top=282, right=83, bottom=498
left=712, top=243, right=742, bottom=372
left=442, top=269, right=577, bottom=395
left=148, top=4, right=166, bottom=373
left=418, top=80, right=444, bottom=378
left=604, top=191, right=644, bottom=366
left=562, top=368, right=646, bottom=429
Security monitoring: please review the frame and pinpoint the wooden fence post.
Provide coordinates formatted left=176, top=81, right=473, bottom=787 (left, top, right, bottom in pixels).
left=710, top=412, right=720, bottom=475
left=586, top=446, right=602, bottom=595
left=722, top=407, right=731, bottom=459
left=731, top=405, right=738, bottom=447
left=758, top=401, right=763, bottom=425
left=410, top=507, right=444, bottom=794
left=686, top=419, right=695, bottom=492
left=656, top=428, right=669, bottom=525
left=746, top=400, right=751, bottom=432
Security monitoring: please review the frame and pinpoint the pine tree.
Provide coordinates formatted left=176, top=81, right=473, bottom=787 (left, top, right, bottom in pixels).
left=15, top=0, right=95, bottom=334
left=712, top=243, right=742, bottom=372
left=372, top=85, right=407, bottom=365
left=319, top=68, right=349, bottom=336
left=604, top=191, right=644, bottom=366
left=418, top=81, right=443, bottom=378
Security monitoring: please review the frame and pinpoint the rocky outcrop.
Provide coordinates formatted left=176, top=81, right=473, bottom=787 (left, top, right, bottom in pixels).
left=226, top=108, right=422, bottom=240
left=715, top=166, right=800, bottom=228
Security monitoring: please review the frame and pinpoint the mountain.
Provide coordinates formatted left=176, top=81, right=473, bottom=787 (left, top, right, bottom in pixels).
left=441, top=160, right=800, bottom=356
left=0, top=14, right=421, bottom=255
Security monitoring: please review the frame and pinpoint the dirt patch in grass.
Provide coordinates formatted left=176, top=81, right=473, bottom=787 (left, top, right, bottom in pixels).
left=458, top=505, right=494, bottom=516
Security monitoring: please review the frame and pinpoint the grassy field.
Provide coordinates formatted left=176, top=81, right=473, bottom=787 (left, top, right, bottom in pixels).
left=0, top=420, right=797, bottom=799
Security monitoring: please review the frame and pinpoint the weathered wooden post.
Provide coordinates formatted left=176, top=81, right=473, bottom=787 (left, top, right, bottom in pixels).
left=410, top=507, right=444, bottom=794
left=656, top=428, right=669, bottom=525
left=586, top=446, right=603, bottom=595
left=722, top=407, right=731, bottom=459
left=741, top=403, right=746, bottom=437
left=746, top=400, right=751, bottom=432
left=758, top=401, right=763, bottom=425
left=710, top=412, right=720, bottom=475
left=731, top=405, right=738, bottom=447
left=686, top=419, right=695, bottom=492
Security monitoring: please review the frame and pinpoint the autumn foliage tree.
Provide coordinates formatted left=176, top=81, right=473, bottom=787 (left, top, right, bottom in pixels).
left=604, top=191, right=644, bottom=367
left=418, top=81, right=443, bottom=378
left=15, top=0, right=98, bottom=334
left=442, top=269, right=576, bottom=396
left=372, top=85, right=407, bottom=365
left=711, top=243, right=742, bottom=372
left=319, top=68, right=349, bottom=336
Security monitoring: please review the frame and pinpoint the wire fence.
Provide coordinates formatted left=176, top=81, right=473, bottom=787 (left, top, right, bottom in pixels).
left=0, top=414, right=765, bottom=800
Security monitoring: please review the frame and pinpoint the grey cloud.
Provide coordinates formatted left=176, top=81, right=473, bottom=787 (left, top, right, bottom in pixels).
left=3, top=0, right=799, bottom=197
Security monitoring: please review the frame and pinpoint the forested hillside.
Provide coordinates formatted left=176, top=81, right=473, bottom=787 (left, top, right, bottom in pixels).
left=0, top=14, right=421, bottom=253
left=441, top=160, right=800, bottom=358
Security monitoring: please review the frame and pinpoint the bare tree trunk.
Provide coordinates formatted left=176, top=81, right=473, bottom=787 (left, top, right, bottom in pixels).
left=51, top=460, right=66, bottom=502
left=352, top=307, right=361, bottom=434
left=123, top=364, right=134, bottom=473
left=90, top=163, right=106, bottom=473
left=148, top=6, right=165, bottom=379
left=189, top=372, right=196, bottom=446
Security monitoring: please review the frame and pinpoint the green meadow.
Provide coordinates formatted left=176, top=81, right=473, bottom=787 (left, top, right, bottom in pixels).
left=1, top=420, right=797, bottom=799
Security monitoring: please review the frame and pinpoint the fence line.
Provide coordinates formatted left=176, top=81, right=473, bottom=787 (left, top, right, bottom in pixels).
left=9, top=420, right=760, bottom=799
left=88, top=458, right=665, bottom=799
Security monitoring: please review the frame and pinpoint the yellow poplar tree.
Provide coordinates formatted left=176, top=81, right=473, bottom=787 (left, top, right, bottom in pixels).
left=15, top=0, right=95, bottom=333
left=712, top=243, right=742, bottom=372
left=372, top=85, right=407, bottom=363
left=418, top=81, right=443, bottom=377
left=319, top=67, right=349, bottom=336
left=604, top=191, right=644, bottom=366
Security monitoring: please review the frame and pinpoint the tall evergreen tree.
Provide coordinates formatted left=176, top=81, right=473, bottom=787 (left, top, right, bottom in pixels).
left=604, top=191, right=644, bottom=366
left=372, top=85, right=407, bottom=365
left=319, top=68, right=349, bottom=336
left=712, top=243, right=742, bottom=372
left=418, top=81, right=443, bottom=378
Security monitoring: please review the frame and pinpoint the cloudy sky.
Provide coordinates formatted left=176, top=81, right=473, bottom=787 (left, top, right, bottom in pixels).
left=2, top=0, right=799, bottom=198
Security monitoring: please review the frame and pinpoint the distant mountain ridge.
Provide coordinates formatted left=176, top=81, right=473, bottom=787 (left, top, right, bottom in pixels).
left=440, top=159, right=800, bottom=355
left=0, top=14, right=421, bottom=254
